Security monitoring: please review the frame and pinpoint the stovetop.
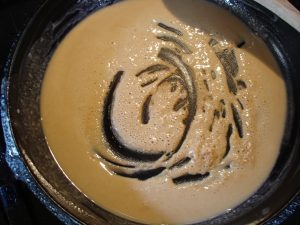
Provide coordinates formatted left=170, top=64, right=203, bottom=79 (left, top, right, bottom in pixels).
left=0, top=1, right=299, bottom=225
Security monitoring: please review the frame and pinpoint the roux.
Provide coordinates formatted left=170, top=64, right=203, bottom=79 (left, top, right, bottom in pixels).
left=40, top=0, right=287, bottom=224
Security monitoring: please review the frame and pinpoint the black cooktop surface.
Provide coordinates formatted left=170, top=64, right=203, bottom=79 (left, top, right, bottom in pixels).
left=0, top=1, right=299, bottom=225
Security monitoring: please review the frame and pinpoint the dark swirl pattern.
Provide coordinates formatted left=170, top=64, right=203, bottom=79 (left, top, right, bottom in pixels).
left=96, top=22, right=247, bottom=184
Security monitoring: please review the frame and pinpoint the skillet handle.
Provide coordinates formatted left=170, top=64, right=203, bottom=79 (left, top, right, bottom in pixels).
left=0, top=183, right=33, bottom=225
left=0, top=126, right=33, bottom=225
left=253, top=0, right=300, bottom=32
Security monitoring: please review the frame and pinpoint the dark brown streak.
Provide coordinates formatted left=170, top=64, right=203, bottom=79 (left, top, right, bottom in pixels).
left=209, top=109, right=220, bottom=132
left=211, top=70, right=217, bottom=79
left=156, top=35, right=193, bottom=54
left=116, top=167, right=166, bottom=181
left=231, top=103, right=244, bottom=138
left=93, top=149, right=135, bottom=168
left=237, top=41, right=246, bottom=48
left=173, top=172, right=210, bottom=185
left=237, top=80, right=247, bottom=89
left=223, top=124, right=233, bottom=159
left=173, top=98, right=188, bottom=112
left=224, top=164, right=231, bottom=170
left=222, top=109, right=226, bottom=118
left=226, top=75, right=238, bottom=95
left=220, top=99, right=226, bottom=118
left=158, top=22, right=183, bottom=36
left=237, top=98, right=244, bottom=110
left=169, top=157, right=191, bottom=170
left=203, top=79, right=209, bottom=91
left=136, top=64, right=169, bottom=77
left=214, top=109, right=220, bottom=119
left=140, top=77, right=158, bottom=87
left=170, top=82, right=178, bottom=92
left=209, top=38, right=218, bottom=47
left=142, top=95, right=152, bottom=124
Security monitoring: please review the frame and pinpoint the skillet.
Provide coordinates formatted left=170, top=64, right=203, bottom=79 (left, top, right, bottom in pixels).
left=1, top=0, right=300, bottom=224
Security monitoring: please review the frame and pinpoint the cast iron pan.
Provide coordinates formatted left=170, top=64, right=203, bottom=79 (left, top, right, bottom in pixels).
left=1, top=0, right=300, bottom=224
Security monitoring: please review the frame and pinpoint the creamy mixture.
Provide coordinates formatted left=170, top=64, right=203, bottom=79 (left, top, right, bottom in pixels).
left=40, top=0, right=287, bottom=224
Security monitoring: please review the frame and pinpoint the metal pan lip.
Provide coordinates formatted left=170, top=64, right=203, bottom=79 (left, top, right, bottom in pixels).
left=1, top=0, right=299, bottom=224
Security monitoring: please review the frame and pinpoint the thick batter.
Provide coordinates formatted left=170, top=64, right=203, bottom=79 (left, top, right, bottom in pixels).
left=40, top=0, right=287, bottom=224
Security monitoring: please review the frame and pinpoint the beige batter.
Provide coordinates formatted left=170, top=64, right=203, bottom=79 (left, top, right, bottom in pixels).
left=40, top=0, right=287, bottom=224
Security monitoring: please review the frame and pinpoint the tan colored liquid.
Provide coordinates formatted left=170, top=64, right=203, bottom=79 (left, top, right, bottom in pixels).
left=40, top=0, right=287, bottom=224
